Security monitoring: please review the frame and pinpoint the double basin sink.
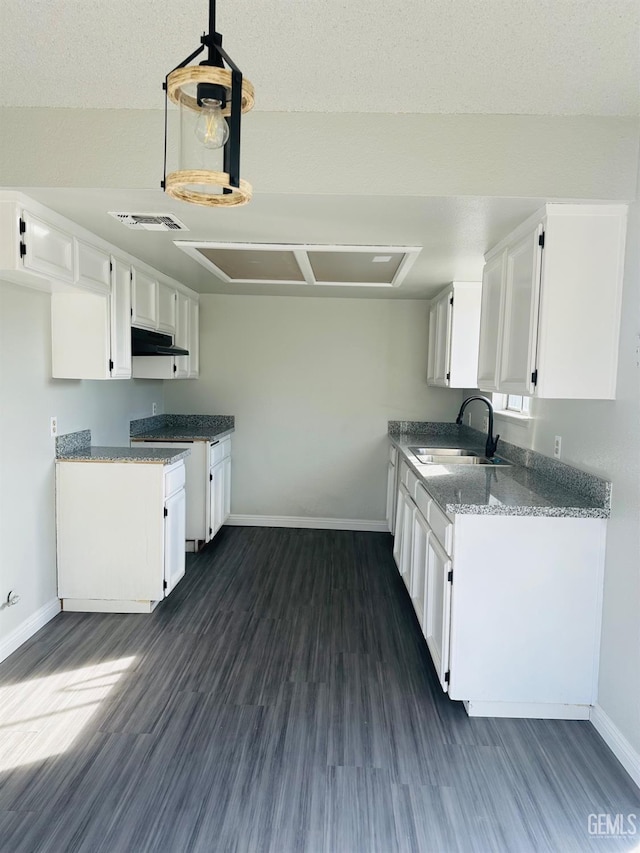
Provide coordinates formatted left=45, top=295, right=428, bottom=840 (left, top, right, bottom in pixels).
left=409, top=447, right=512, bottom=467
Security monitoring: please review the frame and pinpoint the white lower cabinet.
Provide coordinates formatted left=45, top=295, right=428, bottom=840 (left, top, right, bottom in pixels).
left=393, top=458, right=606, bottom=719
left=133, top=436, right=232, bottom=549
left=56, top=459, right=186, bottom=613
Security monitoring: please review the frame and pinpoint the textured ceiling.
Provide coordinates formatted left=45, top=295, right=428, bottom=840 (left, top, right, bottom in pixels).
left=1, top=0, right=638, bottom=115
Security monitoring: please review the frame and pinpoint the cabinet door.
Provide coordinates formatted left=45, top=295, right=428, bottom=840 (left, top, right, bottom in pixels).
left=188, top=298, right=200, bottom=378
left=75, top=239, right=110, bottom=294
left=411, top=511, right=429, bottom=631
left=386, top=461, right=397, bottom=534
left=164, top=487, right=186, bottom=595
left=424, top=532, right=453, bottom=692
left=157, top=282, right=177, bottom=334
left=433, top=294, right=452, bottom=386
left=499, top=227, right=542, bottom=395
left=109, top=257, right=132, bottom=378
left=22, top=211, right=74, bottom=282
left=426, top=304, right=437, bottom=385
left=223, top=456, right=231, bottom=522
left=209, top=460, right=225, bottom=538
left=392, top=485, right=405, bottom=569
left=174, top=292, right=190, bottom=378
left=477, top=251, right=505, bottom=392
left=398, top=490, right=415, bottom=592
left=131, top=267, right=157, bottom=329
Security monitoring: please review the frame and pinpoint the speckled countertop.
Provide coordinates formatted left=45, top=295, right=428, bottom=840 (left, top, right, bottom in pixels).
left=389, top=425, right=610, bottom=519
left=56, top=446, right=190, bottom=464
left=130, top=414, right=235, bottom=443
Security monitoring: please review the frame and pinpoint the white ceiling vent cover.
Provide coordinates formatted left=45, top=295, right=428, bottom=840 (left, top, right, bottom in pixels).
left=108, top=212, right=189, bottom=232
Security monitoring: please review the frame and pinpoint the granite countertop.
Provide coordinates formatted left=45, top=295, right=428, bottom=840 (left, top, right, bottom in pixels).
left=56, top=446, right=190, bottom=464
left=129, top=414, right=235, bottom=443
left=131, top=427, right=235, bottom=443
left=389, top=425, right=610, bottom=519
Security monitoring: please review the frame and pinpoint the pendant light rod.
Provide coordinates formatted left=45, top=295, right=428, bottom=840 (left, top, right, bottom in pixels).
left=208, top=0, right=216, bottom=57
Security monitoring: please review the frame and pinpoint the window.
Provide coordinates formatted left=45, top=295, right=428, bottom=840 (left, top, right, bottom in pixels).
left=505, top=395, right=530, bottom=415
left=492, top=393, right=532, bottom=419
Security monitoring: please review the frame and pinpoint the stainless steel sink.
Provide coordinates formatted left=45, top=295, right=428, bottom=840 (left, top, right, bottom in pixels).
left=409, top=447, right=477, bottom=457
left=408, top=447, right=511, bottom=466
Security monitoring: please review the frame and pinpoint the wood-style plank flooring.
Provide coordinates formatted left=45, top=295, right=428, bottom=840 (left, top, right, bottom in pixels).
left=0, top=527, right=638, bottom=852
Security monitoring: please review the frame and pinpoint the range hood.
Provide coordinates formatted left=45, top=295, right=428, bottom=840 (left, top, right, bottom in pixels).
left=131, top=327, right=189, bottom=356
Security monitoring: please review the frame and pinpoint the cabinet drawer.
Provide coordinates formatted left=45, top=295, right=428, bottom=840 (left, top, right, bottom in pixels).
left=210, top=438, right=231, bottom=466
left=164, top=461, right=186, bottom=497
left=427, top=499, right=453, bottom=554
left=415, top=482, right=431, bottom=519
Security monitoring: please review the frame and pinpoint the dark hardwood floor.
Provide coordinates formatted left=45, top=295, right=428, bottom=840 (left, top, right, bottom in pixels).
left=0, top=527, right=638, bottom=852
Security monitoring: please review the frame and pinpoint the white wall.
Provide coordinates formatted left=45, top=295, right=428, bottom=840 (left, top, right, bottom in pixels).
left=165, top=294, right=461, bottom=522
left=465, top=199, right=640, bottom=756
left=1, top=108, right=637, bottom=200
left=0, top=280, right=163, bottom=649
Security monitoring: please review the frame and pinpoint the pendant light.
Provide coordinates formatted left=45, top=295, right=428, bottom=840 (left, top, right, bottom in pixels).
left=162, top=0, right=254, bottom=207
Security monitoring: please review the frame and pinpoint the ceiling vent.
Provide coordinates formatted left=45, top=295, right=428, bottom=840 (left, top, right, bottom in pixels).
left=108, top=212, right=189, bottom=232
left=173, top=242, right=422, bottom=288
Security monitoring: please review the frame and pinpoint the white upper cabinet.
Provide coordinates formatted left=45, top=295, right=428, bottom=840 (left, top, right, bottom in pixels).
left=498, top=226, right=542, bottom=395
left=188, top=299, right=199, bottom=378
left=109, top=257, right=133, bottom=378
left=157, top=281, right=177, bottom=335
left=478, top=204, right=627, bottom=399
left=52, top=255, right=132, bottom=380
left=427, top=281, right=481, bottom=388
left=131, top=267, right=158, bottom=330
left=23, top=212, right=74, bottom=283
left=74, top=239, right=111, bottom=295
left=477, top=253, right=505, bottom=392
left=174, top=292, right=190, bottom=379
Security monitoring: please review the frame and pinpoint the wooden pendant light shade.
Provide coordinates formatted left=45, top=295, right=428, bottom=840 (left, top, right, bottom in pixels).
left=162, top=0, right=254, bottom=207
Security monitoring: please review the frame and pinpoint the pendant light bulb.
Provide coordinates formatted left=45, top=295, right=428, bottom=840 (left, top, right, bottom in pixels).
left=194, top=98, right=229, bottom=149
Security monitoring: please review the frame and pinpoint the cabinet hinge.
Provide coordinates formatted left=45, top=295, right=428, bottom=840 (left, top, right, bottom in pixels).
left=130, top=271, right=133, bottom=281
left=538, top=231, right=545, bottom=248
left=163, top=579, right=168, bottom=590
left=444, top=671, right=450, bottom=684
left=531, top=369, right=538, bottom=387
left=108, top=359, right=114, bottom=372
left=209, top=526, right=213, bottom=536
left=173, top=363, right=177, bottom=373
left=210, top=472, right=213, bottom=482
left=130, top=307, right=133, bottom=317
left=109, top=260, right=113, bottom=272
left=446, top=372, right=451, bottom=381
left=19, top=218, right=26, bottom=235
left=447, top=569, right=453, bottom=582
left=164, top=507, right=168, bottom=518
left=19, top=242, right=27, bottom=258
left=449, top=295, right=454, bottom=306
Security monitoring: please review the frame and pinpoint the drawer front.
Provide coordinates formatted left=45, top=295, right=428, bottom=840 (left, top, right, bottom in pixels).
left=427, top=499, right=453, bottom=554
left=399, top=460, right=411, bottom=485
left=164, top=461, right=186, bottom=497
left=415, top=482, right=431, bottom=520
left=210, top=438, right=231, bottom=466
left=389, top=445, right=398, bottom=465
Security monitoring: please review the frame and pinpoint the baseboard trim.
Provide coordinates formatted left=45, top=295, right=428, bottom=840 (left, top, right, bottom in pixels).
left=591, top=703, right=640, bottom=789
left=0, top=597, right=61, bottom=664
left=226, top=514, right=389, bottom=533
left=463, top=699, right=591, bottom=720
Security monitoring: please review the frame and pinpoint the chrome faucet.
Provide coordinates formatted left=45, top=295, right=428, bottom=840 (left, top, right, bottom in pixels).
left=455, top=395, right=500, bottom=458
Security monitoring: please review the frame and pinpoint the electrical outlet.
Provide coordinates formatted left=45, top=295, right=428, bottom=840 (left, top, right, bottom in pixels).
left=483, top=416, right=488, bottom=432
left=554, top=435, right=562, bottom=458
left=152, top=403, right=157, bottom=416
left=466, top=412, right=472, bottom=427
left=50, top=416, right=58, bottom=437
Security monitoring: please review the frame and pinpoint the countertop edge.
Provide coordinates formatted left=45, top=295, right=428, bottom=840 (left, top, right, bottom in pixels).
left=130, top=427, right=235, bottom=443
